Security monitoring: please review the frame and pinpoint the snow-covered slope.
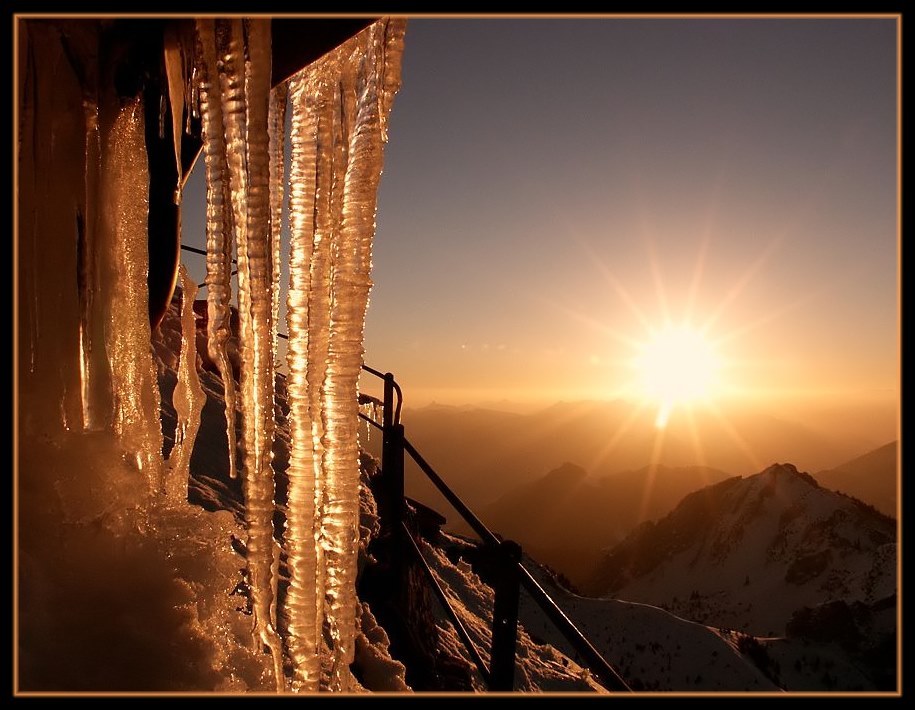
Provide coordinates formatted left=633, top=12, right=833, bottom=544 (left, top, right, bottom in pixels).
left=589, top=463, right=896, bottom=638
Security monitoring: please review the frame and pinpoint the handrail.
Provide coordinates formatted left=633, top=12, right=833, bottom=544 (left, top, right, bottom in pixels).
left=402, top=438, right=500, bottom=549
left=517, top=566, right=631, bottom=691
left=180, top=244, right=211, bottom=258
left=359, top=365, right=632, bottom=693
left=361, top=363, right=388, bottom=380
left=400, top=435, right=630, bottom=691
left=359, top=365, right=403, bottom=427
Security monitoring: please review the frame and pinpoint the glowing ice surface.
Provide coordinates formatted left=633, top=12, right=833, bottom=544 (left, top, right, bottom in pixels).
left=194, top=16, right=405, bottom=691
left=166, top=265, right=206, bottom=505
left=283, top=18, right=406, bottom=691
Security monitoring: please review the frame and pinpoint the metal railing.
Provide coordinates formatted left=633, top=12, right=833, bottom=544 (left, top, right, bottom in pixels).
left=358, top=365, right=631, bottom=693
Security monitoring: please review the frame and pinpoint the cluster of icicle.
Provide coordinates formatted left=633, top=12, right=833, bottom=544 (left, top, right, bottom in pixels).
left=191, top=17, right=406, bottom=692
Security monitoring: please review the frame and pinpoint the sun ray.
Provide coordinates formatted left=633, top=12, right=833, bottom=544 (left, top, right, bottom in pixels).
left=702, top=235, right=782, bottom=334
left=704, top=401, right=766, bottom=474
left=577, top=238, right=658, bottom=335
left=684, top=228, right=712, bottom=328
left=683, top=406, right=709, bottom=471
left=585, top=399, right=653, bottom=475
left=644, top=235, right=672, bottom=326
left=544, top=299, right=646, bottom=351
left=636, top=423, right=670, bottom=524
left=713, top=288, right=823, bottom=348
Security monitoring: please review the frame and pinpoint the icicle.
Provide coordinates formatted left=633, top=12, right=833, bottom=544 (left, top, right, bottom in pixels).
left=165, top=265, right=206, bottom=505
left=378, top=19, right=407, bottom=146
left=321, top=26, right=386, bottom=689
left=231, top=18, right=284, bottom=689
left=100, top=96, right=163, bottom=490
left=359, top=402, right=372, bottom=444
left=196, top=19, right=240, bottom=483
left=305, top=62, right=337, bottom=689
left=19, top=22, right=87, bottom=430
left=268, top=82, right=288, bottom=371
left=158, top=91, right=167, bottom=140
left=185, top=60, right=197, bottom=135
left=282, top=18, right=405, bottom=692
left=191, top=67, right=200, bottom=118
left=163, top=26, right=185, bottom=203
left=77, top=95, right=112, bottom=432
left=285, top=70, right=322, bottom=693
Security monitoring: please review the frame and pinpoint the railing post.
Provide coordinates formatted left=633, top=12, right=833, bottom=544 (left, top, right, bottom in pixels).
left=382, top=373, right=394, bottom=431
left=489, top=539, right=522, bottom=691
left=388, top=423, right=405, bottom=527
left=381, top=373, right=404, bottom=530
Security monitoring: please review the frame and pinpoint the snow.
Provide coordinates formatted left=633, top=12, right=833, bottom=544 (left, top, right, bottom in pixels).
left=518, top=561, right=780, bottom=692
left=596, top=464, right=896, bottom=638
left=415, top=534, right=608, bottom=693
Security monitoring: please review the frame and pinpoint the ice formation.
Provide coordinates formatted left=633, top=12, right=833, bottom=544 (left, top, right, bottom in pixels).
left=193, top=16, right=406, bottom=691
left=17, top=16, right=405, bottom=693
left=283, top=18, right=406, bottom=692
left=165, top=264, right=206, bottom=504
left=197, top=19, right=241, bottom=484
left=196, top=18, right=285, bottom=686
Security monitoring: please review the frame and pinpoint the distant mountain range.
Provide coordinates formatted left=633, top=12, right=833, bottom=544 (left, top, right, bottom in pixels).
left=388, top=399, right=893, bottom=518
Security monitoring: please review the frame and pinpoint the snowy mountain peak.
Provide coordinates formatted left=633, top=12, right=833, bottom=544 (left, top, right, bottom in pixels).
left=589, top=462, right=896, bottom=639
left=757, top=462, right=819, bottom=489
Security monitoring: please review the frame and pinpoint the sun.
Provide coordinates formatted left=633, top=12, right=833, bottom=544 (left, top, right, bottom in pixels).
left=633, top=323, right=722, bottom=428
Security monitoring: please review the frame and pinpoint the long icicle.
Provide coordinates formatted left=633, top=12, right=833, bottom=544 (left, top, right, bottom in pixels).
left=269, top=83, right=288, bottom=369
left=78, top=90, right=112, bottom=433
left=305, top=66, right=336, bottom=686
left=318, top=44, right=354, bottom=690
left=322, top=19, right=405, bottom=690
left=196, top=19, right=240, bottom=483
left=220, top=17, right=284, bottom=688
left=285, top=69, right=322, bottom=693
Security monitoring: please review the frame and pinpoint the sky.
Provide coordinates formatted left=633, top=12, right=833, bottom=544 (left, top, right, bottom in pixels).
left=183, top=16, right=899, bottom=412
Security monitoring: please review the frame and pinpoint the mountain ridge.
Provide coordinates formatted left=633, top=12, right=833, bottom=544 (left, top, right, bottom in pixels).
left=588, top=463, right=896, bottom=638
